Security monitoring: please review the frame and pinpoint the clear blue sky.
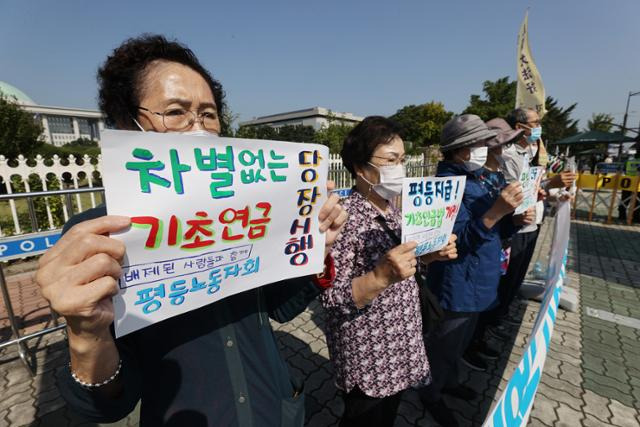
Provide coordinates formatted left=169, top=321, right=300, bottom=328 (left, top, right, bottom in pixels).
left=1, top=0, right=639, bottom=130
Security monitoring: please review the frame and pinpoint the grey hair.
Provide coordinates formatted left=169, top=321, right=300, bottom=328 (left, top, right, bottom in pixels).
left=506, top=108, right=535, bottom=128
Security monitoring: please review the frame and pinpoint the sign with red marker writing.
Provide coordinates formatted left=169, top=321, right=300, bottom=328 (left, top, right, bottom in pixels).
left=401, top=176, right=466, bottom=256
left=101, top=130, right=328, bottom=337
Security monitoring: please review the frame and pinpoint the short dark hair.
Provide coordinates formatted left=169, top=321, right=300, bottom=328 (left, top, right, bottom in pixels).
left=506, top=108, right=534, bottom=128
left=97, top=34, right=228, bottom=134
left=340, top=116, right=402, bottom=178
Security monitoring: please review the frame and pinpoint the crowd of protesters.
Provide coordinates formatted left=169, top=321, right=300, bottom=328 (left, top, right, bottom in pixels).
left=35, top=34, right=577, bottom=427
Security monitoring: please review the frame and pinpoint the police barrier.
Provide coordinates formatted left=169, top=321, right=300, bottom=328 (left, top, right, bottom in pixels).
left=570, top=173, right=640, bottom=224
left=0, top=187, right=104, bottom=375
left=0, top=231, right=61, bottom=262
left=484, top=201, right=571, bottom=427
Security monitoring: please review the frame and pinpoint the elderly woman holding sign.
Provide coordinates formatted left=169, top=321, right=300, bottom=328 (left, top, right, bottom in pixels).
left=417, top=114, right=532, bottom=426
left=35, top=35, right=347, bottom=427
left=321, top=116, right=457, bottom=427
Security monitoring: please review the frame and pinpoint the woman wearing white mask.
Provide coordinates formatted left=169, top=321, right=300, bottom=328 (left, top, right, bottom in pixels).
left=321, top=116, right=457, bottom=427
left=37, top=34, right=348, bottom=427
left=417, top=114, right=524, bottom=427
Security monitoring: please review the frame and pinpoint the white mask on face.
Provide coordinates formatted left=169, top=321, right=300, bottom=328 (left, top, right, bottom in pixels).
left=491, top=150, right=507, bottom=170
left=362, top=163, right=406, bottom=201
left=181, top=129, right=219, bottom=137
left=464, top=146, right=488, bottom=171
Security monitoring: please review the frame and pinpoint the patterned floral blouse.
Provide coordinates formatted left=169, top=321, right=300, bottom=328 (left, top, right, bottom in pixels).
left=321, top=190, right=431, bottom=398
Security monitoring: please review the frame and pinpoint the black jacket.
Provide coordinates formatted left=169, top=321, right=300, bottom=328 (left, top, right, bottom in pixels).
left=57, top=206, right=321, bottom=427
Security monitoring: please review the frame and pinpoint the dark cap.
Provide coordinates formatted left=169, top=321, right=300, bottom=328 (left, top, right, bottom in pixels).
left=440, top=114, right=497, bottom=152
left=485, top=118, right=524, bottom=148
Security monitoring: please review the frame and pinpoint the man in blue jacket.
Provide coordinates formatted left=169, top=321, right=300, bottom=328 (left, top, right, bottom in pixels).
left=419, top=114, right=526, bottom=427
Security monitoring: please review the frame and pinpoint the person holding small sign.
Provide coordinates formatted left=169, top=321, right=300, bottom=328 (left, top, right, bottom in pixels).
left=417, top=114, right=529, bottom=426
left=491, top=108, right=576, bottom=336
left=35, top=35, right=347, bottom=427
left=460, top=118, right=535, bottom=370
left=321, top=116, right=457, bottom=427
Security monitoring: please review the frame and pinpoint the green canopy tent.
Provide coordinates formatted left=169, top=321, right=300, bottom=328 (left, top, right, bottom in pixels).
left=551, top=130, right=636, bottom=145
left=549, top=130, right=637, bottom=157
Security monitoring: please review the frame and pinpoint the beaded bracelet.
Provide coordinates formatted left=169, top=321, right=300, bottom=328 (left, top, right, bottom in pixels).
left=70, top=358, right=122, bottom=388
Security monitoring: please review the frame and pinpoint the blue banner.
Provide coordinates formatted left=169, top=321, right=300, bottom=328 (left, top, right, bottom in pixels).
left=484, top=201, right=571, bottom=426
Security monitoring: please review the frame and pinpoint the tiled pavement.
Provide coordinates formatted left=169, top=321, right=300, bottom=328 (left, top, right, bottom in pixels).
left=1, top=218, right=640, bottom=426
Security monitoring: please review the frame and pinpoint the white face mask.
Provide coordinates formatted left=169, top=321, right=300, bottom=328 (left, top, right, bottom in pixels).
left=464, top=146, right=488, bottom=171
left=181, top=129, right=219, bottom=137
left=131, top=118, right=218, bottom=137
left=491, top=151, right=507, bottom=170
left=362, top=163, right=406, bottom=201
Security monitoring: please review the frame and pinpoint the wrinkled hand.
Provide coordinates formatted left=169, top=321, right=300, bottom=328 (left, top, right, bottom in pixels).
left=319, top=180, right=348, bottom=257
left=537, top=187, right=547, bottom=201
left=493, top=182, right=524, bottom=216
left=36, top=216, right=130, bottom=337
left=421, top=234, right=458, bottom=264
left=372, top=241, right=417, bottom=288
left=513, top=206, right=536, bottom=226
left=558, top=192, right=574, bottom=202
left=549, top=171, right=577, bottom=189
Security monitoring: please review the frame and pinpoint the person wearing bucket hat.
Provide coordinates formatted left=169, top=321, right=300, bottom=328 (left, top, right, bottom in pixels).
left=482, top=109, right=576, bottom=338
left=418, top=115, right=525, bottom=426
left=460, top=118, right=536, bottom=371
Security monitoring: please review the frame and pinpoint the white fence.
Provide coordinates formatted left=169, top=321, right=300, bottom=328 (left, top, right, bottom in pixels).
left=0, top=153, right=435, bottom=237
left=0, top=155, right=104, bottom=236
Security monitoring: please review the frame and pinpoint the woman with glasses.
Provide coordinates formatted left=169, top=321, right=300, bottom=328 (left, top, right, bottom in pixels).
left=321, top=116, right=457, bottom=427
left=36, top=34, right=347, bottom=427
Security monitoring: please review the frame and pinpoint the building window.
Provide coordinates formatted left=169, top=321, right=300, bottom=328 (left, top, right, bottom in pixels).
left=77, top=118, right=91, bottom=135
left=90, top=121, right=100, bottom=140
left=48, top=115, right=73, bottom=134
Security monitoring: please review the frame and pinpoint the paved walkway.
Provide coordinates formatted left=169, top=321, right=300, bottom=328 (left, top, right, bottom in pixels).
left=1, top=218, right=639, bottom=426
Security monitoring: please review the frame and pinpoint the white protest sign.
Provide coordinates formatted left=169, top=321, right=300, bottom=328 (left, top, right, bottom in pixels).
left=401, top=176, right=466, bottom=256
left=100, top=130, right=328, bottom=337
left=514, top=161, right=544, bottom=215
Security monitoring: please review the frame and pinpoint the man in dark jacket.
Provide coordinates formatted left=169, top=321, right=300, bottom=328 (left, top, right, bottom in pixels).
left=419, top=114, right=528, bottom=427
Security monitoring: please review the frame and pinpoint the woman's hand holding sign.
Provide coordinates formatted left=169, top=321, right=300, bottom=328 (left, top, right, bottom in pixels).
left=352, top=241, right=417, bottom=308
left=421, top=234, right=458, bottom=264
left=482, top=182, right=524, bottom=229
left=319, top=180, right=348, bottom=257
left=36, top=215, right=130, bottom=390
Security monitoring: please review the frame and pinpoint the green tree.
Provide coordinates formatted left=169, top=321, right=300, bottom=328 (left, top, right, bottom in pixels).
left=463, top=76, right=517, bottom=120
left=587, top=113, right=614, bottom=132
left=0, top=95, right=44, bottom=159
left=235, top=124, right=316, bottom=143
left=65, top=137, right=99, bottom=147
left=274, top=125, right=316, bottom=142
left=235, top=125, right=278, bottom=140
left=462, top=76, right=579, bottom=144
left=314, top=123, right=354, bottom=154
left=389, top=101, right=453, bottom=153
left=541, top=97, right=578, bottom=143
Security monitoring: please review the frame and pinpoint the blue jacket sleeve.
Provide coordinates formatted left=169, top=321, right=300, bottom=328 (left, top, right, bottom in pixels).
left=499, top=213, right=521, bottom=240
left=452, top=197, right=495, bottom=256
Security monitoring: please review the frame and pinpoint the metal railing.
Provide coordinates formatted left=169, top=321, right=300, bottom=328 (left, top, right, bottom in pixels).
left=0, top=187, right=104, bottom=375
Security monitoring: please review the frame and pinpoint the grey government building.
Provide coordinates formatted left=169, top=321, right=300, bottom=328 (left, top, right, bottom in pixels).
left=0, top=81, right=104, bottom=147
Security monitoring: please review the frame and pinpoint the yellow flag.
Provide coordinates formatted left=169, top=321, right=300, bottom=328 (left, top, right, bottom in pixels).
left=516, top=11, right=549, bottom=166
left=516, top=11, right=546, bottom=117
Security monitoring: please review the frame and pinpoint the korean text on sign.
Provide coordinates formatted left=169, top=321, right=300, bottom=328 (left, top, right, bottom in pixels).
left=100, top=130, right=329, bottom=337
left=401, top=176, right=466, bottom=256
